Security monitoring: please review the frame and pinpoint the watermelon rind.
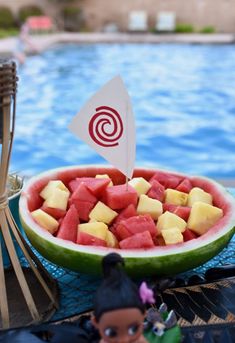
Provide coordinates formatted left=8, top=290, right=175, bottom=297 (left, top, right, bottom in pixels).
left=19, top=165, right=235, bottom=277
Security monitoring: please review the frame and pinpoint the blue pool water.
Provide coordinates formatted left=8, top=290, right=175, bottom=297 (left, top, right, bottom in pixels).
left=11, top=43, right=235, bottom=179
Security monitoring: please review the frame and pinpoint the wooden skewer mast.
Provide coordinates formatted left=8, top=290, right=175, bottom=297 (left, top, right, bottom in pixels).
left=0, top=59, right=58, bottom=329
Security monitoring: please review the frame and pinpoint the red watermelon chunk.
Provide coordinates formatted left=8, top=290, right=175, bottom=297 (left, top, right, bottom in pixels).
left=154, top=236, right=166, bottom=246
left=176, top=178, right=193, bottom=193
left=69, top=183, right=97, bottom=221
left=150, top=171, right=183, bottom=189
left=119, top=231, right=154, bottom=249
left=70, top=183, right=97, bottom=203
left=41, top=206, right=66, bottom=220
left=26, top=191, right=43, bottom=212
left=147, top=179, right=165, bottom=201
left=163, top=203, right=191, bottom=221
left=116, top=214, right=158, bottom=239
left=115, top=224, right=132, bottom=241
left=73, top=200, right=95, bottom=222
left=68, top=179, right=80, bottom=193
left=58, top=217, right=63, bottom=226
left=183, top=229, right=198, bottom=242
left=56, top=204, right=79, bottom=242
left=110, top=204, right=137, bottom=240
left=69, top=177, right=110, bottom=197
left=77, top=231, right=107, bottom=247
left=112, top=204, right=137, bottom=227
left=103, top=184, right=138, bottom=210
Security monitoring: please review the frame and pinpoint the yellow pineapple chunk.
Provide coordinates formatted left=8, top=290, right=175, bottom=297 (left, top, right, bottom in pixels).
left=40, top=180, right=70, bottom=200
left=187, top=187, right=212, bottom=206
left=78, top=222, right=108, bottom=240
left=43, top=188, right=70, bottom=211
left=128, top=177, right=151, bottom=196
left=95, top=174, right=113, bottom=186
left=164, top=189, right=188, bottom=206
left=89, top=218, right=97, bottom=223
left=187, top=201, right=223, bottom=235
left=157, top=211, right=187, bottom=233
left=162, top=228, right=184, bottom=245
left=89, top=201, right=117, bottom=225
left=31, top=209, right=59, bottom=234
left=137, top=194, right=163, bottom=220
left=106, top=230, right=119, bottom=248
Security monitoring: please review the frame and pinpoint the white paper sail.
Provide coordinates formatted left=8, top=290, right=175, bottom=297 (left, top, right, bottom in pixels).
left=68, top=76, right=135, bottom=179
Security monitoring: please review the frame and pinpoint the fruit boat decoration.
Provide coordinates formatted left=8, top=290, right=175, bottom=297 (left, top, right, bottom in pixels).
left=19, top=165, right=235, bottom=277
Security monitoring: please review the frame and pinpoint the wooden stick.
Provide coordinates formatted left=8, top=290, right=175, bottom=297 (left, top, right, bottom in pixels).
left=7, top=209, right=55, bottom=282
left=0, top=211, right=40, bottom=321
left=0, top=229, right=9, bottom=328
left=0, top=96, right=11, bottom=195
left=125, top=175, right=129, bottom=191
left=6, top=208, right=58, bottom=308
left=0, top=94, right=13, bottom=328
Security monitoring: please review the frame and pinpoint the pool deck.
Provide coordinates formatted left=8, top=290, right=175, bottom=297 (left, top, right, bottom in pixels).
left=0, top=32, right=235, bottom=56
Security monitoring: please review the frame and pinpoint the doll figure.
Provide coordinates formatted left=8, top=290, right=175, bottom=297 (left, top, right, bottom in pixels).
left=92, top=253, right=149, bottom=343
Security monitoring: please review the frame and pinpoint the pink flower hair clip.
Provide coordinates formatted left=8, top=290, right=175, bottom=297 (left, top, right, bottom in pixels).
left=139, top=281, right=155, bottom=304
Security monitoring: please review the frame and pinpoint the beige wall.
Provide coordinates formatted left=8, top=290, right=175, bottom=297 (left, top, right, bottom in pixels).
left=80, top=0, right=235, bottom=33
left=0, top=0, right=59, bottom=19
left=2, top=0, right=235, bottom=33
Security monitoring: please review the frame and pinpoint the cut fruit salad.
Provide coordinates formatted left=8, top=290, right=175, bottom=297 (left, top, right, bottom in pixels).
left=30, top=170, right=224, bottom=250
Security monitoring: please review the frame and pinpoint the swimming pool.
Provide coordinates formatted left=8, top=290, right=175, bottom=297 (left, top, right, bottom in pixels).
left=11, top=43, right=235, bottom=180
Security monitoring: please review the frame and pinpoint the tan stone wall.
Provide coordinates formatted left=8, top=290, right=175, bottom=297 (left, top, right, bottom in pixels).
left=0, top=0, right=59, bottom=18
left=79, top=0, right=235, bottom=33
left=1, top=0, right=235, bottom=33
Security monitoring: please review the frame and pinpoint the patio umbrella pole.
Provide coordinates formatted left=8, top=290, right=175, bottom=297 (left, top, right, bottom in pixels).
left=0, top=60, right=58, bottom=330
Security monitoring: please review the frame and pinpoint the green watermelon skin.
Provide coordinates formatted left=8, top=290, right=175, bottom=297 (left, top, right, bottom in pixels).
left=20, top=218, right=235, bottom=276
left=19, top=165, right=235, bottom=277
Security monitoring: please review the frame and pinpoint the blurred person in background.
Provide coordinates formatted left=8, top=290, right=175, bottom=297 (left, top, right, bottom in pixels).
left=13, top=22, right=39, bottom=64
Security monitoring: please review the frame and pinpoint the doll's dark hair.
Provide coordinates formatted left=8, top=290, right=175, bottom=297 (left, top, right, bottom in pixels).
left=93, top=253, right=145, bottom=321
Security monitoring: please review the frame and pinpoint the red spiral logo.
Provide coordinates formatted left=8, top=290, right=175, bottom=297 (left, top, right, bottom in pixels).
left=89, top=106, right=124, bottom=147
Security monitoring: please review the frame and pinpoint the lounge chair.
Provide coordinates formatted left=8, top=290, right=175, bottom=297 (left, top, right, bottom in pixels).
left=103, top=23, right=119, bottom=33
left=156, top=12, right=176, bottom=32
left=26, top=16, right=55, bottom=33
left=128, top=11, right=148, bottom=32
